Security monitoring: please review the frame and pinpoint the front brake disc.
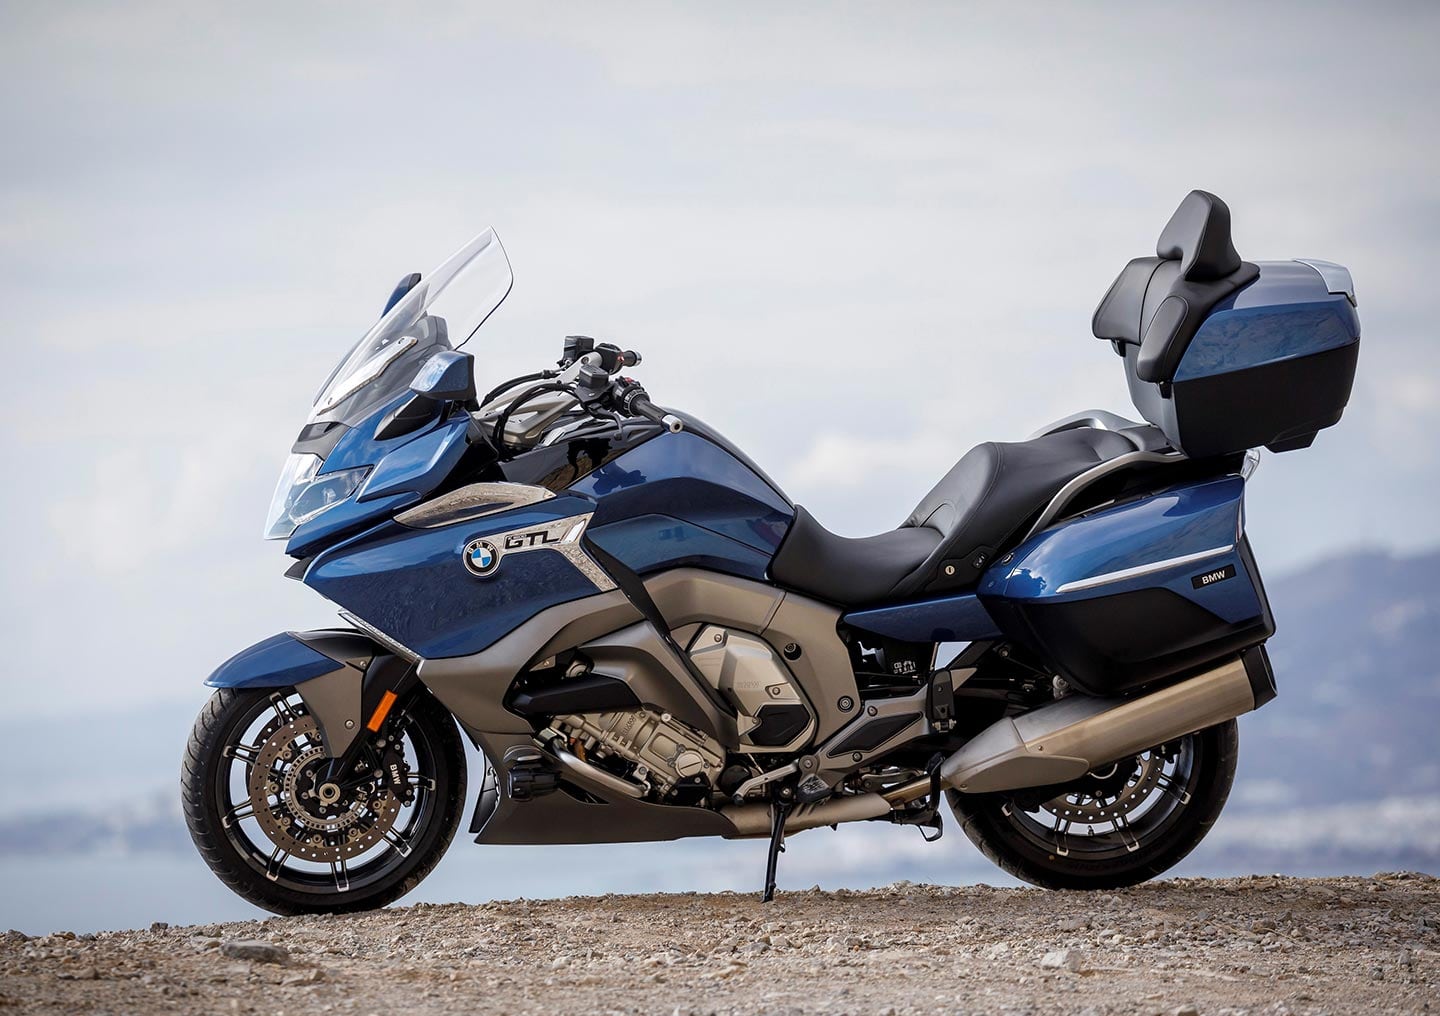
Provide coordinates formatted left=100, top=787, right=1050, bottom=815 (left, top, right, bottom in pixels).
left=247, top=715, right=402, bottom=863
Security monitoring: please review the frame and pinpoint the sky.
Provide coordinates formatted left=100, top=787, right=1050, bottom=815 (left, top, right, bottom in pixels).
left=1, top=1, right=1438, bottom=720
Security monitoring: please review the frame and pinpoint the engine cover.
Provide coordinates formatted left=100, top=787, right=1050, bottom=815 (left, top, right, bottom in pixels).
left=687, top=625, right=815, bottom=752
left=555, top=710, right=725, bottom=797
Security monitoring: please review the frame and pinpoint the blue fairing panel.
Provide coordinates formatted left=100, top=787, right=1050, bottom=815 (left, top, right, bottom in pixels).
left=285, top=398, right=471, bottom=559
left=321, top=392, right=447, bottom=473
left=569, top=431, right=793, bottom=578
left=587, top=514, right=772, bottom=580
left=206, top=632, right=344, bottom=689
left=304, top=495, right=608, bottom=659
left=980, top=476, right=1260, bottom=624
left=357, top=413, right=470, bottom=502
left=844, top=592, right=1002, bottom=643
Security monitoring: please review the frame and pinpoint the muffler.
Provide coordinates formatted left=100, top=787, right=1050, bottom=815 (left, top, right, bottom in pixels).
left=941, top=652, right=1267, bottom=795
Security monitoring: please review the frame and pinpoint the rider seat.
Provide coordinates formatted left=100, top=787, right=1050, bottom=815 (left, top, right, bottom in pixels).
left=770, top=423, right=1161, bottom=608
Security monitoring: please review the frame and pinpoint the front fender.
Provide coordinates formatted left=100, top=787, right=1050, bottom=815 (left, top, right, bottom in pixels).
left=206, top=630, right=381, bottom=756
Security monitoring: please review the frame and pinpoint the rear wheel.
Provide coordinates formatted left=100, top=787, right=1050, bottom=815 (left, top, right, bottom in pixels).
left=182, top=685, right=465, bottom=915
left=950, top=720, right=1237, bottom=890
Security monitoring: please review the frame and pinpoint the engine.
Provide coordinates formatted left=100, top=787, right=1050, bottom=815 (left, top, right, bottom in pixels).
left=687, top=625, right=814, bottom=752
left=536, top=626, right=814, bottom=802
left=547, top=709, right=725, bottom=797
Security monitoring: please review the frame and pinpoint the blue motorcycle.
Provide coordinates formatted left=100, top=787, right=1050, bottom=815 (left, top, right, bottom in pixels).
left=184, top=191, right=1360, bottom=913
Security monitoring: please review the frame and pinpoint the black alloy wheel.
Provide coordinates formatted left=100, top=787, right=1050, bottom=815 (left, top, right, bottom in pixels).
left=950, top=720, right=1238, bottom=890
left=182, top=685, right=465, bottom=915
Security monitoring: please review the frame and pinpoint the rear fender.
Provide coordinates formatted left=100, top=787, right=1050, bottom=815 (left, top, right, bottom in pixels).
left=205, top=630, right=410, bottom=757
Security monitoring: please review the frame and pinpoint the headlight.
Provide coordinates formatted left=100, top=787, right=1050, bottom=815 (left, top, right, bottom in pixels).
left=263, top=453, right=370, bottom=540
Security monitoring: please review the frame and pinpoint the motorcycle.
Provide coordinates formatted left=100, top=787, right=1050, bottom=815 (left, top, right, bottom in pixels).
left=184, top=191, right=1360, bottom=913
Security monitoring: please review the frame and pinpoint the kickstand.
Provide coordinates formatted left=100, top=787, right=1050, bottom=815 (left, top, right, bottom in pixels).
left=762, top=798, right=792, bottom=903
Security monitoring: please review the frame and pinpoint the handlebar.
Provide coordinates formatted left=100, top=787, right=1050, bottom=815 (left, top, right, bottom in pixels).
left=628, top=394, right=684, bottom=434
left=484, top=340, right=682, bottom=452
left=610, top=374, right=682, bottom=433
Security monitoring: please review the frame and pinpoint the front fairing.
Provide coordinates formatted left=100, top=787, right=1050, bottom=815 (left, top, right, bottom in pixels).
left=268, top=229, right=512, bottom=552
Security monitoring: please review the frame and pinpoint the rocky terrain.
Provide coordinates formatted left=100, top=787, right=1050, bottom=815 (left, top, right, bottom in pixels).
left=2, top=873, right=1437, bottom=1015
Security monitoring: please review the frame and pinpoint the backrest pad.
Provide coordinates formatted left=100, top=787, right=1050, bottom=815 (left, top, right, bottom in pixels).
left=1092, top=190, right=1259, bottom=386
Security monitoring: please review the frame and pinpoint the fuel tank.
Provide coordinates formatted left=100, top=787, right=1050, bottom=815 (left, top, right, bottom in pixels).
left=569, top=422, right=793, bottom=581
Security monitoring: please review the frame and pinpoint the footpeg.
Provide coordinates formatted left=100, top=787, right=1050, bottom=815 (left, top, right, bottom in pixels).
left=795, top=772, right=830, bottom=804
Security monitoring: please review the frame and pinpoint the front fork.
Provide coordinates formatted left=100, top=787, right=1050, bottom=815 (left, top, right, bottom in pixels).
left=313, top=654, right=421, bottom=785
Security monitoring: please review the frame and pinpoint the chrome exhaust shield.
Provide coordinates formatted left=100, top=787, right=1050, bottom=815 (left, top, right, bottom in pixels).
left=941, top=655, right=1258, bottom=795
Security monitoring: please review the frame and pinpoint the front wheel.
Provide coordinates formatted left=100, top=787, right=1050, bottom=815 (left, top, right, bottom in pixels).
left=182, top=684, right=466, bottom=915
left=950, top=720, right=1238, bottom=890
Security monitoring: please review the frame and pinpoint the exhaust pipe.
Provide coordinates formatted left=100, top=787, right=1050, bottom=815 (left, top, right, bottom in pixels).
left=722, top=793, right=891, bottom=838
left=941, top=652, right=1268, bottom=795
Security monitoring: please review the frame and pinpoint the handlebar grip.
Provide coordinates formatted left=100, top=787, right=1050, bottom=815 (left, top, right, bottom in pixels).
left=630, top=395, right=683, bottom=433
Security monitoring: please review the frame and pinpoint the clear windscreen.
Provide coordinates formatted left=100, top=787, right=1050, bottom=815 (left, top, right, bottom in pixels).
left=309, top=228, right=513, bottom=426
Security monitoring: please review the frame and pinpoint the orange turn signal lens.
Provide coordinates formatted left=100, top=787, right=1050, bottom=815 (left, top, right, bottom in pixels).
left=366, top=690, right=398, bottom=732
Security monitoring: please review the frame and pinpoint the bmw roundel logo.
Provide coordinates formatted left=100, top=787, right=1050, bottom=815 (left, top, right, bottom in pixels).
left=463, top=539, right=500, bottom=577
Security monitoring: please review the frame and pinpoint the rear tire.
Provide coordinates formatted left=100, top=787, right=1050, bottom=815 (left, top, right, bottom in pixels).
left=182, top=685, right=466, bottom=915
left=950, top=720, right=1238, bottom=890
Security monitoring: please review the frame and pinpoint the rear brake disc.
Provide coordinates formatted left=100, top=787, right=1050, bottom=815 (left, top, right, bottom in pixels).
left=1037, top=750, right=1164, bottom=825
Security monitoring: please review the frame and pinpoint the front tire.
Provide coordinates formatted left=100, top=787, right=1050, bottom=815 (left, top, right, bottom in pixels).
left=950, top=720, right=1238, bottom=890
left=182, top=685, right=466, bottom=915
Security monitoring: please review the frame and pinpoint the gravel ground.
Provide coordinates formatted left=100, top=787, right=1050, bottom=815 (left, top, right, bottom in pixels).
left=2, top=873, right=1436, bottom=1015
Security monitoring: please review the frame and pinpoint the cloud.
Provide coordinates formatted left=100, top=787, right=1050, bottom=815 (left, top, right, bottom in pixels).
left=1, top=2, right=1438, bottom=716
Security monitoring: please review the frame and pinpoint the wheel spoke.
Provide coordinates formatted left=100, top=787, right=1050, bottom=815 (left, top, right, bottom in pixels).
left=381, top=826, right=413, bottom=857
left=224, top=798, right=287, bottom=829
left=222, top=802, right=256, bottom=828
left=1051, top=816, right=1072, bottom=857
left=1114, top=812, right=1140, bottom=852
left=224, top=742, right=263, bottom=766
left=331, top=856, right=350, bottom=892
left=264, top=844, right=291, bottom=881
left=403, top=772, right=437, bottom=792
left=270, top=693, right=300, bottom=727
left=1156, top=770, right=1192, bottom=805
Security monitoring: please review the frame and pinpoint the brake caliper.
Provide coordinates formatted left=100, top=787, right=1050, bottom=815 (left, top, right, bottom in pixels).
left=377, top=739, right=414, bottom=804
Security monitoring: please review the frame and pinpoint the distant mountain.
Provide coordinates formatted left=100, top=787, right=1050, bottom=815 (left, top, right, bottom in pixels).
left=1237, top=546, right=1440, bottom=807
left=1, top=546, right=1436, bottom=873
left=0, top=790, right=187, bottom=856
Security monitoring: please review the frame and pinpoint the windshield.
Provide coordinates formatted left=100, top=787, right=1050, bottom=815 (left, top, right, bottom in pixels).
left=309, top=228, right=513, bottom=426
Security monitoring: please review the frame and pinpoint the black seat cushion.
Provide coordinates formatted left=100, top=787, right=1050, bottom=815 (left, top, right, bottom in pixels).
left=770, top=427, right=1137, bottom=607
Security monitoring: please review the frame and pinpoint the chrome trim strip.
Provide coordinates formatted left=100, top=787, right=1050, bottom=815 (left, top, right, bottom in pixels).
left=1019, top=449, right=1185, bottom=545
left=396, top=482, right=555, bottom=529
left=1054, top=545, right=1234, bottom=594
left=339, top=611, right=422, bottom=664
